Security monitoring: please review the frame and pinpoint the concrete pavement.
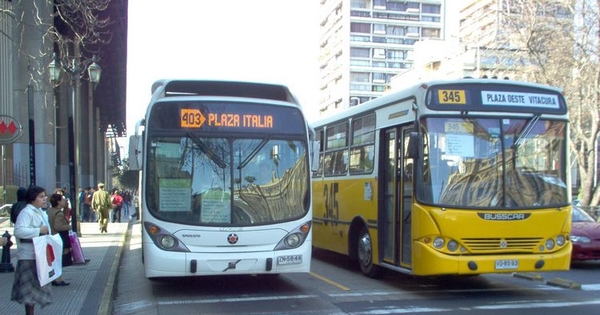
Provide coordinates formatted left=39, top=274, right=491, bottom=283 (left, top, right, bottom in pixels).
left=0, top=217, right=130, bottom=315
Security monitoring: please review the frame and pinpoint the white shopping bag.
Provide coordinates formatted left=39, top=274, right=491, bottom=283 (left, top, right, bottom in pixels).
left=33, top=234, right=63, bottom=286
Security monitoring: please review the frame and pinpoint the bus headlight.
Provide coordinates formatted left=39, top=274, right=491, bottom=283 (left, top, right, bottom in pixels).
left=447, top=240, right=459, bottom=252
left=556, top=235, right=566, bottom=246
left=545, top=238, right=555, bottom=250
left=432, top=237, right=444, bottom=249
left=274, top=221, right=311, bottom=251
left=161, top=235, right=176, bottom=249
left=143, top=221, right=190, bottom=252
left=285, top=233, right=301, bottom=247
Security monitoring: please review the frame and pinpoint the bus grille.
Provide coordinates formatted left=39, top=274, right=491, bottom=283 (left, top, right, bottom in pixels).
left=461, top=237, right=543, bottom=252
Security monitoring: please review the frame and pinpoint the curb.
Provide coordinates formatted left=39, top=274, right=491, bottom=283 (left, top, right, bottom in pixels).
left=514, top=272, right=582, bottom=290
left=513, top=272, right=544, bottom=281
left=546, top=277, right=582, bottom=289
left=98, top=222, right=132, bottom=315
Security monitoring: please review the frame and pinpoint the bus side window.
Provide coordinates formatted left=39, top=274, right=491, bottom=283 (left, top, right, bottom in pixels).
left=333, top=150, right=348, bottom=175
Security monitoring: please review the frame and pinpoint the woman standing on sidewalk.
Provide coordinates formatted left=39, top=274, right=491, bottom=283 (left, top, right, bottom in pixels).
left=47, top=193, right=72, bottom=286
left=11, top=185, right=52, bottom=315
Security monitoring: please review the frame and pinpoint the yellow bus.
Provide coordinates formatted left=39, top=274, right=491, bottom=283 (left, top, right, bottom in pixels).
left=311, top=78, right=572, bottom=277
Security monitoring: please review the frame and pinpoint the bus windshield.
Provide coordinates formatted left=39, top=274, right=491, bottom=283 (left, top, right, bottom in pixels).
left=146, top=135, right=309, bottom=226
left=418, top=117, right=568, bottom=208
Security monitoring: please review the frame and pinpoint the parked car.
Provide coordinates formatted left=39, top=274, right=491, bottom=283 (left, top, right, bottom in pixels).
left=570, top=206, right=600, bottom=261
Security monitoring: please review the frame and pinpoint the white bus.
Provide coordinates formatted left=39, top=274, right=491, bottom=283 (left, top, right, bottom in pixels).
left=129, top=80, right=314, bottom=278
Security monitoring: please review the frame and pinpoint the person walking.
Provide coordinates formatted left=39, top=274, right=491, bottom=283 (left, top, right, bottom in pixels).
left=131, top=192, right=140, bottom=222
left=122, top=191, right=130, bottom=217
left=77, top=187, right=85, bottom=222
left=11, top=185, right=52, bottom=315
left=111, top=188, right=124, bottom=223
left=82, top=187, right=93, bottom=222
left=47, top=193, right=72, bottom=286
left=92, top=183, right=112, bottom=233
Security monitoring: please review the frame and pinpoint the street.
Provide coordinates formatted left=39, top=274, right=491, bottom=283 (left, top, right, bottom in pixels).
left=112, top=223, right=600, bottom=315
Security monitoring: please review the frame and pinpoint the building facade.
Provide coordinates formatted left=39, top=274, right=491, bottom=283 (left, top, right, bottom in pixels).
left=0, top=0, right=127, bottom=204
left=317, top=0, right=446, bottom=117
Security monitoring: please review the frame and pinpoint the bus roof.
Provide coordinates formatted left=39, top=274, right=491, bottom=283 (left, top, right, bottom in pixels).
left=310, top=78, right=565, bottom=127
left=150, top=79, right=300, bottom=105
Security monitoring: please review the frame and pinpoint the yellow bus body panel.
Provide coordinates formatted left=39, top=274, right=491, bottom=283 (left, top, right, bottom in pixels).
left=313, top=177, right=572, bottom=275
left=411, top=204, right=571, bottom=275
left=312, top=178, right=378, bottom=255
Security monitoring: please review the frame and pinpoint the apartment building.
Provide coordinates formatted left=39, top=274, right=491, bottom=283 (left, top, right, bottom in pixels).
left=317, top=0, right=446, bottom=117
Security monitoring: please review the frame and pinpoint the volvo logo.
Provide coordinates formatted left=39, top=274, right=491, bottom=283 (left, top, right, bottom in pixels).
left=227, top=233, right=239, bottom=244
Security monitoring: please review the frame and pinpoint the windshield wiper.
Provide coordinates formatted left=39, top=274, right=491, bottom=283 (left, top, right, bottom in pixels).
left=187, top=133, right=227, bottom=169
left=237, top=136, right=271, bottom=169
left=512, top=114, right=540, bottom=150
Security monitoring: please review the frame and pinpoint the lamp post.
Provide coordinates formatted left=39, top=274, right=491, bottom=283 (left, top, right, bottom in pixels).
left=48, top=53, right=101, bottom=234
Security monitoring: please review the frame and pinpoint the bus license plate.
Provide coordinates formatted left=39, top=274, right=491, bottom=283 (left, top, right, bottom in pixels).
left=277, top=255, right=302, bottom=265
left=495, top=259, right=518, bottom=270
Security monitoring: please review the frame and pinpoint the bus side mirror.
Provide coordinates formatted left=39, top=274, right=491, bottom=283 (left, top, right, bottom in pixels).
left=407, top=132, right=420, bottom=159
left=128, top=135, right=143, bottom=171
left=311, top=141, right=320, bottom=172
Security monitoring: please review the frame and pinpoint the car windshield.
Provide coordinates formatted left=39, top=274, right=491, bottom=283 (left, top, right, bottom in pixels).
left=572, top=207, right=596, bottom=223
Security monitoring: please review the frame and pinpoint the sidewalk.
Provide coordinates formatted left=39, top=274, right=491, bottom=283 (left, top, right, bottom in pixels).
left=0, top=218, right=129, bottom=315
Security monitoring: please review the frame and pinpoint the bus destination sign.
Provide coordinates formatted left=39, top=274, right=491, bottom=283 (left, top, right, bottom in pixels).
left=481, top=91, right=559, bottom=109
left=180, top=108, right=274, bottom=129
left=428, top=84, right=566, bottom=114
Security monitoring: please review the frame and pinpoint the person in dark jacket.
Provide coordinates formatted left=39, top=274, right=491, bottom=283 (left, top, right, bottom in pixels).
left=10, top=186, right=28, bottom=224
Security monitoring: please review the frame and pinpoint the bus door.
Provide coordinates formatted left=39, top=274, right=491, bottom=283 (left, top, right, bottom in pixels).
left=380, top=126, right=414, bottom=269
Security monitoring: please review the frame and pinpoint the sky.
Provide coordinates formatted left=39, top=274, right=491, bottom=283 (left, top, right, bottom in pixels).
left=126, top=0, right=321, bottom=141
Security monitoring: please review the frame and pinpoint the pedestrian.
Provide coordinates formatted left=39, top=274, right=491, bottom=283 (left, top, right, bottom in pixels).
left=82, top=187, right=93, bottom=222
left=10, top=186, right=27, bottom=224
left=47, top=193, right=72, bottom=286
left=87, top=187, right=96, bottom=222
left=54, top=188, right=72, bottom=224
left=111, top=188, right=123, bottom=223
left=11, top=185, right=52, bottom=315
left=92, top=182, right=112, bottom=233
left=123, top=190, right=131, bottom=217
left=77, top=187, right=85, bottom=222
left=131, top=192, right=140, bottom=221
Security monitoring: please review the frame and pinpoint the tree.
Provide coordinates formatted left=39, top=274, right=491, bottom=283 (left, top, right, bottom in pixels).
left=496, top=0, right=600, bottom=206
left=112, top=158, right=139, bottom=192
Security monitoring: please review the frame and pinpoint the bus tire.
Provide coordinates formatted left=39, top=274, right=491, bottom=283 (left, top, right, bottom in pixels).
left=357, top=227, right=380, bottom=278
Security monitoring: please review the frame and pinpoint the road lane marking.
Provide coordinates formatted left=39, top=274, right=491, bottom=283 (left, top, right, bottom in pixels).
left=582, top=283, right=600, bottom=291
left=310, top=272, right=351, bottom=291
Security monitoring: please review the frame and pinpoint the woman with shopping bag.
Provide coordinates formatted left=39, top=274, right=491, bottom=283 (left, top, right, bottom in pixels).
left=11, top=185, right=53, bottom=315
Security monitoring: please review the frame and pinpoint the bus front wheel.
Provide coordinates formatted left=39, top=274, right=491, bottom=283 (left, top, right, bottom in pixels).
left=357, top=227, right=380, bottom=278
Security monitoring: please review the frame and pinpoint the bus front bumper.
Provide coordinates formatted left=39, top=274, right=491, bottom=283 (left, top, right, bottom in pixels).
left=412, top=242, right=572, bottom=276
left=143, top=245, right=311, bottom=278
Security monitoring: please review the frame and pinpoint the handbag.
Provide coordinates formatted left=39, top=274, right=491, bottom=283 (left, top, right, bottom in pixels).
left=69, top=230, right=86, bottom=264
left=33, top=234, right=63, bottom=286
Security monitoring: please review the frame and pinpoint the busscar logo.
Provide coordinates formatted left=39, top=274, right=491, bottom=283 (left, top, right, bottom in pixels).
left=477, top=213, right=531, bottom=221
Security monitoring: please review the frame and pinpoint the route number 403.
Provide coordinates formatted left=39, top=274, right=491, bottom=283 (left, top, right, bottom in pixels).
left=323, top=183, right=339, bottom=226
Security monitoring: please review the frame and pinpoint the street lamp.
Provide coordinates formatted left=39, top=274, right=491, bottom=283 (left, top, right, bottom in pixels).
left=48, top=52, right=101, bottom=234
